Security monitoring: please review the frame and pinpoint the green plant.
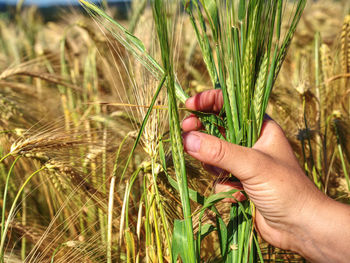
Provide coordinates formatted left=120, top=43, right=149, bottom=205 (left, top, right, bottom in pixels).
left=0, top=159, right=45, bottom=262
left=152, top=0, right=196, bottom=261
left=181, top=1, right=306, bottom=260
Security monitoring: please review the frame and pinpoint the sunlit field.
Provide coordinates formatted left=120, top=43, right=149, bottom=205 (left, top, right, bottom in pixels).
left=0, top=0, right=349, bottom=262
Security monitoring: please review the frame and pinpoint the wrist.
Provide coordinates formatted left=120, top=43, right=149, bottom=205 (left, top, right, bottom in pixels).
left=289, top=194, right=350, bottom=262
left=288, top=193, right=330, bottom=261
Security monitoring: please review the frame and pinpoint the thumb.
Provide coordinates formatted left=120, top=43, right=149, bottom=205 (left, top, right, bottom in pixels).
left=182, top=131, right=265, bottom=182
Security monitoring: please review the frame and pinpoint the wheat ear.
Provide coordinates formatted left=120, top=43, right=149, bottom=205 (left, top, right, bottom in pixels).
left=341, top=16, right=350, bottom=74
left=253, top=53, right=269, bottom=124
left=320, top=44, right=333, bottom=113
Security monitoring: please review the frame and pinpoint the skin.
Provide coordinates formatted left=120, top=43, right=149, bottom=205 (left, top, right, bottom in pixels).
left=181, top=89, right=350, bottom=263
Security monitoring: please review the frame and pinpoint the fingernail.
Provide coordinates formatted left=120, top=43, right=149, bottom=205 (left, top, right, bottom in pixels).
left=182, top=132, right=201, bottom=153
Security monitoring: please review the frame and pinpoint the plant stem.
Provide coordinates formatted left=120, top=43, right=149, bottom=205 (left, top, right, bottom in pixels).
left=337, top=143, right=350, bottom=192
left=1, top=156, right=20, bottom=239
left=151, top=158, right=171, bottom=261
left=107, top=176, right=116, bottom=263
left=102, top=0, right=108, bottom=9
left=152, top=0, right=196, bottom=261
left=0, top=153, right=11, bottom=164
left=129, top=0, right=148, bottom=33
left=303, top=96, right=322, bottom=189
left=16, top=0, right=25, bottom=13
left=315, top=32, right=323, bottom=173
left=21, top=188, right=27, bottom=261
left=107, top=132, right=132, bottom=263
left=151, top=195, right=164, bottom=263
left=0, top=166, right=46, bottom=261
left=334, top=118, right=350, bottom=192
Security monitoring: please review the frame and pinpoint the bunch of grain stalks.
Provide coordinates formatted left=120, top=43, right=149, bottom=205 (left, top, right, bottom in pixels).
left=0, top=1, right=349, bottom=262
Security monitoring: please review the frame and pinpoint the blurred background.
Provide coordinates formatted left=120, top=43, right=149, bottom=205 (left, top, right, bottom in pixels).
left=0, top=0, right=132, bottom=20
left=0, top=0, right=128, bottom=6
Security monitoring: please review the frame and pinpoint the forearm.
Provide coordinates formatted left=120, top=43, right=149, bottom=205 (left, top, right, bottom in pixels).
left=292, top=197, right=350, bottom=263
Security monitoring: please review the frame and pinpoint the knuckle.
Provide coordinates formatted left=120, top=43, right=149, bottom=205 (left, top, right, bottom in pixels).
left=198, top=92, right=208, bottom=110
left=208, top=140, right=226, bottom=164
left=214, top=90, right=223, bottom=112
left=272, top=122, right=285, bottom=137
left=268, top=124, right=287, bottom=145
left=256, top=120, right=286, bottom=148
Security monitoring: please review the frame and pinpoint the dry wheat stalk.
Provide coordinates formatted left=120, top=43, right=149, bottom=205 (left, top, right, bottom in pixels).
left=341, top=16, right=350, bottom=74
left=320, top=44, right=333, bottom=112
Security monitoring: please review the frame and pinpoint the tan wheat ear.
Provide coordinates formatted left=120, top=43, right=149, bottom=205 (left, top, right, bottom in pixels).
left=0, top=58, right=76, bottom=89
left=45, top=160, right=110, bottom=209
left=320, top=44, right=334, bottom=113
left=0, top=92, right=22, bottom=124
left=9, top=136, right=86, bottom=158
left=341, top=16, right=350, bottom=74
left=346, top=16, right=350, bottom=72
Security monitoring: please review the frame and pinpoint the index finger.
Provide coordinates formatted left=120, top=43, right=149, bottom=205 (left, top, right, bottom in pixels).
left=185, top=89, right=223, bottom=113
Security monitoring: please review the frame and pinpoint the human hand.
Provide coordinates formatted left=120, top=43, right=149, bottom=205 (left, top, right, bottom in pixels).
left=182, top=90, right=350, bottom=262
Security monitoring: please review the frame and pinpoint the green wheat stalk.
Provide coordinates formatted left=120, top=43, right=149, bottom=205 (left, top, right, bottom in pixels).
left=151, top=1, right=196, bottom=262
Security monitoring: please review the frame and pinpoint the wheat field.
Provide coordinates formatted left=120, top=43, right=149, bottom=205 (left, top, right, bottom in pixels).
left=0, top=0, right=349, bottom=262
